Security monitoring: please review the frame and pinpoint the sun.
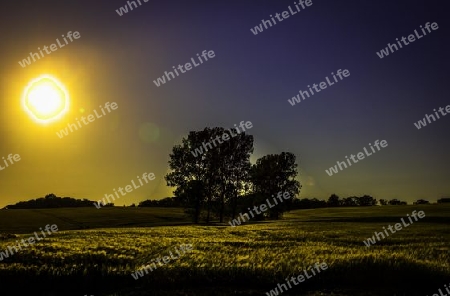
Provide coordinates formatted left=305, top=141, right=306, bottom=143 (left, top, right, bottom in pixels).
left=22, top=75, right=69, bottom=123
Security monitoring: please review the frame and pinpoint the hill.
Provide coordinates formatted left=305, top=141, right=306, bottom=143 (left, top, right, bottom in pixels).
left=3, top=193, right=102, bottom=209
left=0, top=207, right=189, bottom=234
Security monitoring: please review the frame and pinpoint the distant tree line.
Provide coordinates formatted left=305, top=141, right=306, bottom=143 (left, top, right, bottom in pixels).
left=237, top=195, right=441, bottom=210
left=138, top=195, right=437, bottom=211
left=138, top=197, right=183, bottom=207
left=289, top=195, right=445, bottom=209
left=4, top=191, right=445, bottom=212
left=3, top=193, right=113, bottom=209
left=379, top=198, right=407, bottom=205
left=325, top=194, right=378, bottom=207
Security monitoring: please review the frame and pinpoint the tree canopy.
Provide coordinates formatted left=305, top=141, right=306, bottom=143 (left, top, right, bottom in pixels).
left=165, top=127, right=300, bottom=223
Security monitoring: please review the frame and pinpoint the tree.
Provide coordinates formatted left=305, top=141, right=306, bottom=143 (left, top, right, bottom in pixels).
left=388, top=199, right=407, bottom=205
left=45, top=193, right=56, bottom=199
left=208, top=129, right=253, bottom=222
left=235, top=192, right=267, bottom=220
left=358, top=195, right=377, bottom=206
left=379, top=199, right=388, bottom=206
left=176, top=180, right=205, bottom=223
left=292, top=198, right=327, bottom=209
left=342, top=196, right=358, bottom=207
left=165, top=129, right=215, bottom=223
left=413, top=199, right=430, bottom=205
left=250, top=152, right=301, bottom=219
left=327, top=194, right=341, bottom=207
left=165, top=127, right=253, bottom=223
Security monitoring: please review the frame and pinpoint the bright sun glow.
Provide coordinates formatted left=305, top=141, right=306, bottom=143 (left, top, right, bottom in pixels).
left=22, top=75, right=69, bottom=123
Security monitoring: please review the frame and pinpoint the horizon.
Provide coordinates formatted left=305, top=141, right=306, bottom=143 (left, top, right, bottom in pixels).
left=3, top=192, right=449, bottom=209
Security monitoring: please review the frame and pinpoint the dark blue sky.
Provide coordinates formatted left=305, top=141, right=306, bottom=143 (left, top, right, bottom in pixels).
left=0, top=0, right=449, bottom=207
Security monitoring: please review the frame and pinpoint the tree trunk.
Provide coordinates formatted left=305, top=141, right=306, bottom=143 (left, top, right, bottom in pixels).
left=206, top=194, right=211, bottom=223
left=219, top=182, right=226, bottom=223
left=194, top=195, right=200, bottom=224
left=231, top=187, right=238, bottom=219
left=219, top=192, right=225, bottom=223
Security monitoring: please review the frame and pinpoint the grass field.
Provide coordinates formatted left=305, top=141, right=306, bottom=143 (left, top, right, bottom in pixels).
left=0, top=207, right=189, bottom=233
left=0, top=205, right=449, bottom=295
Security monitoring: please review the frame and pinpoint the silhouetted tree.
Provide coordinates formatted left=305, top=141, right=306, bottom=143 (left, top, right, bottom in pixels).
left=358, top=195, right=377, bottom=206
left=45, top=193, right=56, bottom=199
left=388, top=198, right=407, bottom=205
left=234, top=192, right=267, bottom=220
left=291, top=198, right=327, bottom=209
left=327, top=194, right=341, bottom=207
left=342, top=196, right=358, bottom=207
left=250, top=152, right=301, bottom=219
left=209, top=129, right=253, bottom=222
left=138, top=197, right=184, bottom=207
left=165, top=127, right=253, bottom=223
left=379, top=199, right=388, bottom=205
left=413, top=199, right=430, bottom=205
left=176, top=180, right=205, bottom=223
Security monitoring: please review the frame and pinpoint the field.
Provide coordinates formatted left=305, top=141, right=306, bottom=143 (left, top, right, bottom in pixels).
left=0, top=207, right=189, bottom=234
left=0, top=205, right=449, bottom=295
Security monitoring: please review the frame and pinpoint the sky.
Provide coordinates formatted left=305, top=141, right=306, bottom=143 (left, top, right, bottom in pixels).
left=0, top=0, right=449, bottom=208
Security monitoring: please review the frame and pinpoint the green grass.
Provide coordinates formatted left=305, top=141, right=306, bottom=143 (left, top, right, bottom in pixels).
left=0, top=205, right=449, bottom=295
